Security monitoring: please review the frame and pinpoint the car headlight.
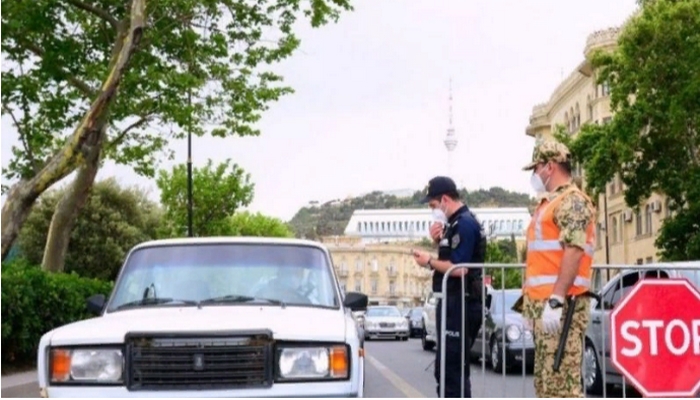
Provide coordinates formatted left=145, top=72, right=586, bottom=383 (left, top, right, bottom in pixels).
left=49, top=348, right=123, bottom=383
left=277, top=345, right=348, bottom=381
left=505, top=324, right=522, bottom=342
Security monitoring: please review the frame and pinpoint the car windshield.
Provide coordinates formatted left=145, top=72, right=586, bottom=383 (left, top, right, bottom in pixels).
left=492, top=291, right=521, bottom=315
left=106, top=243, right=339, bottom=312
left=678, top=269, right=700, bottom=288
left=366, top=307, right=401, bottom=317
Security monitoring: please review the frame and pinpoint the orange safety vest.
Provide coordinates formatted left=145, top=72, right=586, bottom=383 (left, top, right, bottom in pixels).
left=524, top=186, right=596, bottom=300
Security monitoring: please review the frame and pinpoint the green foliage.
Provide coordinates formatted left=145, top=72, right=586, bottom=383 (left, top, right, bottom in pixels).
left=485, top=240, right=522, bottom=289
left=1, top=260, right=113, bottom=367
left=1, top=0, right=353, bottom=184
left=18, top=178, right=161, bottom=280
left=228, top=211, right=294, bottom=237
left=562, top=0, right=700, bottom=260
left=156, top=159, right=254, bottom=237
left=289, top=187, right=536, bottom=239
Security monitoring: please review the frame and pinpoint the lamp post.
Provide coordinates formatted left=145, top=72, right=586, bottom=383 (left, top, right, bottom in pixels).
left=602, top=193, right=610, bottom=280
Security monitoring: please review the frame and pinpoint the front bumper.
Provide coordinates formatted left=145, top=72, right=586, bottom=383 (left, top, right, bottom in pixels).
left=42, top=381, right=359, bottom=398
left=364, top=327, right=409, bottom=339
left=504, top=345, right=535, bottom=368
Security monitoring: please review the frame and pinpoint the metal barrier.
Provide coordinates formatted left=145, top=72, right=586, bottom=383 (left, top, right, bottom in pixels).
left=435, top=262, right=700, bottom=398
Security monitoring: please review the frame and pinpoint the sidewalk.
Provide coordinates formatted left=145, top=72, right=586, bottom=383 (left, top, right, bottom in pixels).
left=1, top=370, right=37, bottom=389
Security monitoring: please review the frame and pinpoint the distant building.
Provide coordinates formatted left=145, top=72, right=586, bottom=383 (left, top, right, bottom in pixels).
left=343, top=208, right=531, bottom=244
left=321, top=236, right=432, bottom=307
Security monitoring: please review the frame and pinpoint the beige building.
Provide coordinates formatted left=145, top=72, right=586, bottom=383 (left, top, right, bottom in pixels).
left=525, top=24, right=674, bottom=266
left=322, top=236, right=432, bottom=308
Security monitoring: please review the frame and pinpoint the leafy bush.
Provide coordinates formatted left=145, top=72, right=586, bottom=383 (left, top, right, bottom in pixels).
left=1, top=260, right=112, bottom=367
left=18, top=178, right=161, bottom=280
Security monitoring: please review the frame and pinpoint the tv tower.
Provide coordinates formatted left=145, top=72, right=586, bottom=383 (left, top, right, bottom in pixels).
left=444, top=78, right=458, bottom=176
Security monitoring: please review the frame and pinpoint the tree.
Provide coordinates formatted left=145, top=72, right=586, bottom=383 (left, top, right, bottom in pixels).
left=157, top=159, right=253, bottom=237
left=558, top=0, right=700, bottom=260
left=1, top=0, right=353, bottom=263
left=18, top=178, right=161, bottom=280
left=228, top=211, right=294, bottom=238
left=485, top=241, right=521, bottom=289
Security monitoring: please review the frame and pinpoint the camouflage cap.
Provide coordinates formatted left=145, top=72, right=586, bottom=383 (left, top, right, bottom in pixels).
left=522, top=139, right=571, bottom=171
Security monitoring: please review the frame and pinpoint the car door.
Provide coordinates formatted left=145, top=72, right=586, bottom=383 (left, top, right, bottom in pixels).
left=590, top=271, right=641, bottom=376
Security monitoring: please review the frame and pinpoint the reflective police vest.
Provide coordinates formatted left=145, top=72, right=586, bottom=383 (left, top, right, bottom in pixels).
left=524, top=186, right=596, bottom=300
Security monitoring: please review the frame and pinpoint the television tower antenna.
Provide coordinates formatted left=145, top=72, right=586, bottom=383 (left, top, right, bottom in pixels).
left=444, top=78, right=458, bottom=176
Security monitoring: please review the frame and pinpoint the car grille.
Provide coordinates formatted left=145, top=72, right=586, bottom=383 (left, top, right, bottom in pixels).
left=379, top=322, right=395, bottom=328
left=125, top=332, right=273, bottom=391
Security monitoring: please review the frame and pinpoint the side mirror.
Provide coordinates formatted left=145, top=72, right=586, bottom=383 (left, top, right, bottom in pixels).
left=87, top=294, right=106, bottom=315
left=343, top=292, right=368, bottom=312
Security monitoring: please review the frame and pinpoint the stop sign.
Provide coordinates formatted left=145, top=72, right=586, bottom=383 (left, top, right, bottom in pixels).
left=611, top=278, right=700, bottom=398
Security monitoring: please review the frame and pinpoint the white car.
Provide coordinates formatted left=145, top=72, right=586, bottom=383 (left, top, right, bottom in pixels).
left=363, top=306, right=410, bottom=341
left=36, top=237, right=368, bottom=398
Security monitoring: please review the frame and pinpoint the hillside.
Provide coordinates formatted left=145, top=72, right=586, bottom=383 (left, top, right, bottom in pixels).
left=288, top=187, right=536, bottom=239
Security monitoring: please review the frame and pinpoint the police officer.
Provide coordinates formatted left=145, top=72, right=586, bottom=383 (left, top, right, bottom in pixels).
left=520, top=139, right=596, bottom=398
left=412, top=176, right=486, bottom=398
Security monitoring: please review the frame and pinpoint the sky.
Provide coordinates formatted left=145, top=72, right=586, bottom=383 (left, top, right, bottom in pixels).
left=0, top=0, right=639, bottom=222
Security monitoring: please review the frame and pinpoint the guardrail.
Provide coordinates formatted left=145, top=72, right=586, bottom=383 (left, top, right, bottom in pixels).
left=435, top=262, right=700, bottom=398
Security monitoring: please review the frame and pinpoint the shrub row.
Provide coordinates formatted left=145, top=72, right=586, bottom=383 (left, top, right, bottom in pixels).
left=1, top=259, right=113, bottom=367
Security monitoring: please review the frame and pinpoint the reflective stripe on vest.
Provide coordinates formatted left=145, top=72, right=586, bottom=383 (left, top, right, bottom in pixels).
left=524, top=186, right=595, bottom=299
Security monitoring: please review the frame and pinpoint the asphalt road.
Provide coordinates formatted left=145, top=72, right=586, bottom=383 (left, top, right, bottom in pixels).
left=1, top=338, right=640, bottom=398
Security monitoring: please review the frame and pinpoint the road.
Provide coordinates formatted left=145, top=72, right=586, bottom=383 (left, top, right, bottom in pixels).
left=1, top=338, right=639, bottom=398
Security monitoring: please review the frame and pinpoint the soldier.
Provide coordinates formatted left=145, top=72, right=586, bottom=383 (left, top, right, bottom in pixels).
left=520, top=139, right=597, bottom=398
left=412, top=176, right=487, bottom=398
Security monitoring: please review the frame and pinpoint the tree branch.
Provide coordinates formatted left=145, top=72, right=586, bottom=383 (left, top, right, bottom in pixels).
left=106, top=115, right=153, bottom=149
left=17, top=39, right=97, bottom=98
left=64, top=0, right=119, bottom=29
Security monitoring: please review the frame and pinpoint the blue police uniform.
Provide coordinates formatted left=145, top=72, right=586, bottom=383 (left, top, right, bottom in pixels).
left=423, top=177, right=486, bottom=398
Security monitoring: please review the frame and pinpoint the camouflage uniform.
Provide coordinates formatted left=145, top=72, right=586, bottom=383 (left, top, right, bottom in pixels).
left=522, top=139, right=596, bottom=398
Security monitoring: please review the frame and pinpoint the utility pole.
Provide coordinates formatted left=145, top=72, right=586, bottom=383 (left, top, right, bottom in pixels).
left=603, top=193, right=610, bottom=280
left=186, top=36, right=194, bottom=238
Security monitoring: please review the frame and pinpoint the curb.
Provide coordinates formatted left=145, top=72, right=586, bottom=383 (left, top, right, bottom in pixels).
left=1, top=371, right=37, bottom=389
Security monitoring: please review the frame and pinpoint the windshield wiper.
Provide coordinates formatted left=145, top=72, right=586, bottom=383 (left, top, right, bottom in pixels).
left=198, top=295, right=286, bottom=308
left=114, top=297, right=198, bottom=311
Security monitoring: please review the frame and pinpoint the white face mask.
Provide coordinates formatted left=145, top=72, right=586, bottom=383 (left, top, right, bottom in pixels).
left=432, top=201, right=448, bottom=224
left=530, top=173, right=547, bottom=194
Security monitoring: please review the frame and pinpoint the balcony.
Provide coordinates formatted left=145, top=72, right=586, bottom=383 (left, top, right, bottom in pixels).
left=370, top=269, right=379, bottom=277
left=337, top=269, right=349, bottom=278
left=388, top=269, right=398, bottom=278
left=354, top=269, right=363, bottom=277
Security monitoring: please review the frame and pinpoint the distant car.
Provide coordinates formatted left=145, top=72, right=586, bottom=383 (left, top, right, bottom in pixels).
left=582, top=261, right=700, bottom=395
left=406, top=307, right=424, bottom=338
left=363, top=306, right=410, bottom=341
left=472, top=289, right=534, bottom=372
left=36, top=237, right=368, bottom=398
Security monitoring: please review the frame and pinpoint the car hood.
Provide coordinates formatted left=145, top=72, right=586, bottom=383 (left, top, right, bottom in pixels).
left=46, top=305, right=347, bottom=346
left=493, top=312, right=527, bottom=327
left=365, top=316, right=406, bottom=324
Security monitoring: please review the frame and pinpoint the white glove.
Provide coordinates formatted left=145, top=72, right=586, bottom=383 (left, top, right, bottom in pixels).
left=541, top=295, right=564, bottom=335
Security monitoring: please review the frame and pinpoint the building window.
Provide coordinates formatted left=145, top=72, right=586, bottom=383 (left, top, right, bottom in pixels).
left=371, top=279, right=377, bottom=295
left=596, top=223, right=602, bottom=248
left=612, top=216, right=618, bottom=243
left=646, top=257, right=653, bottom=264
left=602, top=81, right=610, bottom=96
left=518, top=220, right=524, bottom=231
left=635, top=210, right=643, bottom=236
left=371, top=258, right=378, bottom=271
left=340, top=281, right=346, bottom=294
left=357, top=222, right=361, bottom=232
left=664, top=198, right=672, bottom=218
left=636, top=258, right=643, bottom=265
left=355, top=282, right=361, bottom=292
left=389, top=281, right=395, bottom=295
left=355, top=259, right=362, bottom=271
left=645, top=204, right=653, bottom=234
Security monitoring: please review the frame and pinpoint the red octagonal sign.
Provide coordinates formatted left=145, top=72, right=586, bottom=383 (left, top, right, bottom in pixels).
left=611, top=278, right=700, bottom=398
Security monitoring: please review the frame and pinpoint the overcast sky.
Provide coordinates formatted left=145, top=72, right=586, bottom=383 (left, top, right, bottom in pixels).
left=0, top=0, right=638, bottom=221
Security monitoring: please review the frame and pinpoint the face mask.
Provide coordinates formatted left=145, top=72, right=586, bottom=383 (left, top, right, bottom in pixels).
left=530, top=173, right=547, bottom=194
left=432, top=201, right=448, bottom=224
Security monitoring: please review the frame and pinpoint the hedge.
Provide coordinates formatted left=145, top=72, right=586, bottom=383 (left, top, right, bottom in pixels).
left=1, top=259, right=113, bottom=367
